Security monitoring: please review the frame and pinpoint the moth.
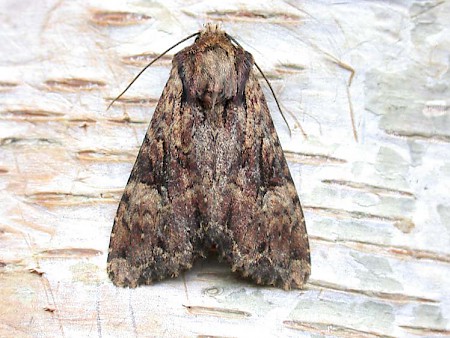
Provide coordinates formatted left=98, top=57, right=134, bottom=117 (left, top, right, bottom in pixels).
left=107, top=23, right=310, bottom=290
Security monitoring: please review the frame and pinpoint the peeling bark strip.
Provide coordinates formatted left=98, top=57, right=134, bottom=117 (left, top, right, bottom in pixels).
left=107, top=23, right=310, bottom=290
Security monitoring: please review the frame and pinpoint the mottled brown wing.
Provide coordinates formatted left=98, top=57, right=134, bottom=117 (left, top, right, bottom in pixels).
left=223, top=72, right=311, bottom=290
left=107, top=66, right=200, bottom=287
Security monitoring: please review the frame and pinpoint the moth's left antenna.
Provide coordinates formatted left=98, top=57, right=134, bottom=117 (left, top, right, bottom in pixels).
left=107, top=32, right=200, bottom=110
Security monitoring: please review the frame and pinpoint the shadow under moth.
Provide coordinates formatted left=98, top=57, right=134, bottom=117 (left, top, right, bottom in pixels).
left=107, top=23, right=310, bottom=290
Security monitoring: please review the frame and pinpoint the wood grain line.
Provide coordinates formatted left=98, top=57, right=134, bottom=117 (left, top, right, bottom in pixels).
left=284, top=151, right=347, bottom=165
left=305, top=206, right=412, bottom=223
left=311, top=236, right=450, bottom=264
left=184, top=305, right=251, bottom=319
left=308, top=280, right=438, bottom=304
left=205, top=10, right=300, bottom=22
left=283, top=320, right=394, bottom=338
left=399, top=325, right=450, bottom=336
left=25, top=192, right=118, bottom=207
left=122, top=53, right=173, bottom=67
left=38, top=248, right=102, bottom=258
left=0, top=81, right=18, bottom=90
left=321, top=179, right=415, bottom=198
left=105, top=97, right=159, bottom=107
left=45, top=79, right=106, bottom=92
left=90, top=11, right=151, bottom=26
left=384, top=129, right=450, bottom=143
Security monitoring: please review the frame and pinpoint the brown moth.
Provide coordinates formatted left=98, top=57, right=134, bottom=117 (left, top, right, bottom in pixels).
left=107, top=23, right=310, bottom=290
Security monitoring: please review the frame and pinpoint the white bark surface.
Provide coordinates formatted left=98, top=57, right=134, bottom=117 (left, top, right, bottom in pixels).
left=0, top=0, right=449, bottom=337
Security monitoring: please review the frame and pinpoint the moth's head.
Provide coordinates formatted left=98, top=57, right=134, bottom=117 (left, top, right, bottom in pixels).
left=192, top=23, right=231, bottom=50
left=200, top=23, right=222, bottom=36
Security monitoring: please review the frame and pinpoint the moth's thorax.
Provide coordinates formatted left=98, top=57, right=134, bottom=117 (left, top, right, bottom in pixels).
left=193, top=47, right=237, bottom=110
left=175, top=28, right=254, bottom=110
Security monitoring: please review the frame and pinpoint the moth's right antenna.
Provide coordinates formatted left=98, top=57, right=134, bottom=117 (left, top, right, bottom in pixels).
left=226, top=34, right=293, bottom=136
left=107, top=32, right=200, bottom=110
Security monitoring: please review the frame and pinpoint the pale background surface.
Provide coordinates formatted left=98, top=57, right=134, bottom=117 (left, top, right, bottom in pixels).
left=1, top=0, right=449, bottom=337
